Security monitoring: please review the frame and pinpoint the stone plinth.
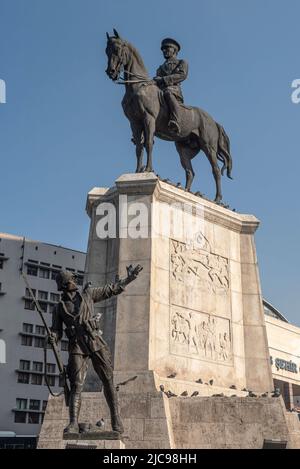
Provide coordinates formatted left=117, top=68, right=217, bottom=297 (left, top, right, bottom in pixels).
left=38, top=391, right=300, bottom=449
left=85, top=173, right=273, bottom=393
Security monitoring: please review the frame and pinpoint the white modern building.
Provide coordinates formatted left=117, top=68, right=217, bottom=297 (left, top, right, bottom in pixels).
left=0, top=233, right=86, bottom=448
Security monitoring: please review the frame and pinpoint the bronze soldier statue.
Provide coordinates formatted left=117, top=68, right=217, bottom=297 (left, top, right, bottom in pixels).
left=49, top=266, right=142, bottom=434
left=153, top=38, right=188, bottom=135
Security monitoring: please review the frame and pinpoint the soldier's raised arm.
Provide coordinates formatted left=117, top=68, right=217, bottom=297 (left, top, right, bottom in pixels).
left=90, top=264, right=143, bottom=303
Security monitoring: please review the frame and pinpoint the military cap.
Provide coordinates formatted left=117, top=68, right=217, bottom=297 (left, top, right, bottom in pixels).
left=55, top=270, right=77, bottom=291
left=161, top=37, right=181, bottom=52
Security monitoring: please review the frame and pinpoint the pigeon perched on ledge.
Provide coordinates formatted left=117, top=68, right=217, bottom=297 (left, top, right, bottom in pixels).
left=167, top=373, right=177, bottom=379
left=196, top=378, right=203, bottom=384
left=165, top=390, right=177, bottom=398
left=191, top=391, right=199, bottom=397
left=181, top=391, right=188, bottom=397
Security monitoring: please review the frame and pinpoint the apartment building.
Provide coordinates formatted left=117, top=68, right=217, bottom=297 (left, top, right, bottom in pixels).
left=0, top=233, right=86, bottom=448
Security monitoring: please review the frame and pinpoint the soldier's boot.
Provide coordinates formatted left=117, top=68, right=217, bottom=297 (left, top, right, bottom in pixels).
left=104, top=379, right=124, bottom=434
left=64, top=393, right=81, bottom=434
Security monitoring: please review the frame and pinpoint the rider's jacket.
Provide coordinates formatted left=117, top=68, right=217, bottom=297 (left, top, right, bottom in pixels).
left=156, top=59, right=188, bottom=102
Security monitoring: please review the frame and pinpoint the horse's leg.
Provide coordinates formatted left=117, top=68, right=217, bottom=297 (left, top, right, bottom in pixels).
left=131, top=123, right=144, bottom=173
left=175, top=142, right=198, bottom=192
left=204, top=147, right=222, bottom=203
left=144, top=116, right=155, bottom=172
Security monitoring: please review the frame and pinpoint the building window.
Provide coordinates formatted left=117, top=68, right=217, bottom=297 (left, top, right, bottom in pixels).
left=42, top=400, right=48, bottom=411
left=16, top=398, right=27, bottom=410
left=17, top=373, right=30, bottom=384
left=27, top=265, right=38, bottom=276
left=24, top=299, right=35, bottom=311
left=39, top=302, right=48, bottom=313
left=28, top=413, right=40, bottom=424
left=21, top=335, right=32, bottom=346
left=45, top=375, right=56, bottom=386
left=34, top=337, right=45, bottom=348
left=39, top=268, right=50, bottom=279
left=22, top=323, right=33, bottom=333
left=25, top=288, right=36, bottom=297
left=38, top=291, right=48, bottom=300
left=32, top=361, right=43, bottom=372
left=19, top=360, right=30, bottom=371
left=35, top=325, right=45, bottom=336
left=14, top=411, right=27, bottom=423
left=46, top=363, right=56, bottom=374
left=61, top=340, right=69, bottom=351
left=51, top=270, right=59, bottom=281
left=59, top=375, right=66, bottom=387
left=77, top=276, right=84, bottom=286
left=50, top=293, right=60, bottom=302
left=29, top=399, right=40, bottom=411
left=31, top=374, right=43, bottom=385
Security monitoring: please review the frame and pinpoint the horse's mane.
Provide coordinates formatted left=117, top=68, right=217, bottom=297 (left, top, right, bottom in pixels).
left=125, top=41, right=148, bottom=75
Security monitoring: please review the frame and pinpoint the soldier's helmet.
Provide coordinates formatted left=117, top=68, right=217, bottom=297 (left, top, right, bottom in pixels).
left=161, top=38, right=181, bottom=52
left=55, top=270, right=77, bottom=291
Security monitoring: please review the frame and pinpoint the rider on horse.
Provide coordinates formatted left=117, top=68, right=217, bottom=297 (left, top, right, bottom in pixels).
left=153, top=38, right=188, bottom=135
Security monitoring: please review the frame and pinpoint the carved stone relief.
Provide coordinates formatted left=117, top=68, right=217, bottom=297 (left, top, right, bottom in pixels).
left=170, top=306, right=232, bottom=363
left=170, top=237, right=229, bottom=295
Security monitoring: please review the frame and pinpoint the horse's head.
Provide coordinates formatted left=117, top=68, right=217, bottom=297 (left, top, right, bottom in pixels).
left=105, top=29, right=127, bottom=81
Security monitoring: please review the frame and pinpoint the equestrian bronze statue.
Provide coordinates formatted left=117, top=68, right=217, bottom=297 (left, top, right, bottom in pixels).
left=105, top=30, right=233, bottom=203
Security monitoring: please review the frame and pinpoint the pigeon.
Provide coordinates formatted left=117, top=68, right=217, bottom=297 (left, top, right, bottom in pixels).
left=181, top=391, right=188, bottom=397
left=242, top=388, right=248, bottom=392
left=96, top=419, right=105, bottom=428
left=213, top=393, right=225, bottom=397
left=261, top=393, right=268, bottom=398
left=165, top=390, right=177, bottom=398
left=272, top=388, right=281, bottom=398
left=191, top=391, right=199, bottom=397
left=167, top=373, right=177, bottom=379
left=231, top=395, right=237, bottom=398
left=196, top=378, right=203, bottom=384
left=194, top=191, right=203, bottom=197
left=209, top=379, right=214, bottom=386
left=176, top=182, right=182, bottom=188
left=159, top=384, right=165, bottom=392
left=230, top=385, right=237, bottom=390
left=248, top=391, right=257, bottom=397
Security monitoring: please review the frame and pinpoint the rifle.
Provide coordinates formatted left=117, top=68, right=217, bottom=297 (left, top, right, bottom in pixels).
left=22, top=272, right=70, bottom=406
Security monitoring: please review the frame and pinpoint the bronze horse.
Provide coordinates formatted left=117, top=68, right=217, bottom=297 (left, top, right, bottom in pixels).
left=105, top=30, right=232, bottom=203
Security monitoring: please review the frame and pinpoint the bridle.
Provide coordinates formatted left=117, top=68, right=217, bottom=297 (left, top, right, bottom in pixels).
left=108, top=40, right=153, bottom=85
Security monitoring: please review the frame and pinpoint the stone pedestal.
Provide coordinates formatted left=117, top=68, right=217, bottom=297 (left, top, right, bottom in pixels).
left=85, top=173, right=273, bottom=393
left=38, top=173, right=300, bottom=449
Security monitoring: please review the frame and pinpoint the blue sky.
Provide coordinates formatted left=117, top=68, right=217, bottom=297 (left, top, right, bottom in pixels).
left=0, top=0, right=299, bottom=324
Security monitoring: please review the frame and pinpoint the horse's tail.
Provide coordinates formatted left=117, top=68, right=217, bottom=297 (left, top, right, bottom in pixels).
left=217, top=123, right=233, bottom=179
